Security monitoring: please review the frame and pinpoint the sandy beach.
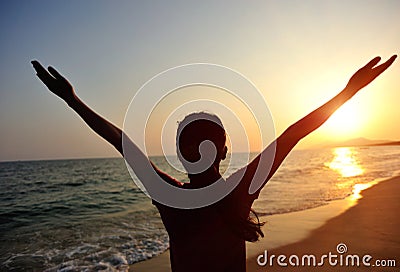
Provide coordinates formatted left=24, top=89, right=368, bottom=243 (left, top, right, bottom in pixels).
left=131, top=176, right=400, bottom=271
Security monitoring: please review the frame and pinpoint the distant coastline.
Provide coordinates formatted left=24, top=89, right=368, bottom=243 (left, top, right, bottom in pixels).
left=363, top=140, right=400, bottom=146
left=336, top=140, right=400, bottom=148
left=311, top=137, right=400, bottom=149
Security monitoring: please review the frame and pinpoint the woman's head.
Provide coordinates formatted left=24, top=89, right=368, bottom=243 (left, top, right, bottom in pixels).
left=176, top=112, right=227, bottom=170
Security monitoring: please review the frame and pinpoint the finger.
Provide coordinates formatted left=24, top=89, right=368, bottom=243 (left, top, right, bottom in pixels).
left=372, top=55, right=397, bottom=74
left=31, top=60, right=49, bottom=75
left=363, top=56, right=381, bottom=69
left=48, top=66, right=67, bottom=81
left=31, top=60, right=54, bottom=83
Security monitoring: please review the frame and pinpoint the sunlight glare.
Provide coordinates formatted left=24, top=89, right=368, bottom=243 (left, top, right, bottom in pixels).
left=326, top=147, right=364, bottom=178
left=324, top=101, right=361, bottom=137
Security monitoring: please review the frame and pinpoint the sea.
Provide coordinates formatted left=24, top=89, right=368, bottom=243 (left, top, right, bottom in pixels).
left=1, top=145, right=399, bottom=271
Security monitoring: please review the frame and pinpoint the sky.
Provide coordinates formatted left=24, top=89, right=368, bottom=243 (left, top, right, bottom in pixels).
left=0, top=0, right=399, bottom=161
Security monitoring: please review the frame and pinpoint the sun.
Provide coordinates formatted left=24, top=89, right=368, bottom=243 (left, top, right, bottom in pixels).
left=324, top=100, right=362, bottom=137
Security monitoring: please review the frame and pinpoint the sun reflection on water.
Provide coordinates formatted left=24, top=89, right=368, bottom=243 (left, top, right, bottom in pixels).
left=326, top=147, right=372, bottom=202
left=327, top=147, right=364, bottom=178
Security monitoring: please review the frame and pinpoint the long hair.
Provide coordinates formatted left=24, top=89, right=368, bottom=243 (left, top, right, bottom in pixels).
left=176, top=112, right=264, bottom=242
left=223, top=207, right=265, bottom=242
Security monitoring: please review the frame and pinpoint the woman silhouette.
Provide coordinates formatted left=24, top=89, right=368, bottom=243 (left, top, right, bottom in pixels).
left=32, top=55, right=396, bottom=272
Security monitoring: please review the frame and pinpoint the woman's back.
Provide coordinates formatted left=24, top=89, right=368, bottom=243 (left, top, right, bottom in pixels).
left=152, top=166, right=259, bottom=272
left=154, top=197, right=247, bottom=272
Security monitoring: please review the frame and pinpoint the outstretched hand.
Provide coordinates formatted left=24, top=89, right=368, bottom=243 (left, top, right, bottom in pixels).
left=346, top=55, right=397, bottom=92
left=31, top=60, right=76, bottom=104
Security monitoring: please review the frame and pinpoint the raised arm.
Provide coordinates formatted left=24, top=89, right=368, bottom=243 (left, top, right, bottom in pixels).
left=244, top=55, right=397, bottom=195
left=31, top=60, right=181, bottom=187
left=31, top=60, right=124, bottom=154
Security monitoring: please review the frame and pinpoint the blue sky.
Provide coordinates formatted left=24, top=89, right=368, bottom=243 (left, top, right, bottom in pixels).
left=1, top=0, right=399, bottom=161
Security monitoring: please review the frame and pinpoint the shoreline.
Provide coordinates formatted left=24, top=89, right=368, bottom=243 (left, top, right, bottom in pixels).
left=130, top=176, right=399, bottom=271
left=248, top=176, right=400, bottom=271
